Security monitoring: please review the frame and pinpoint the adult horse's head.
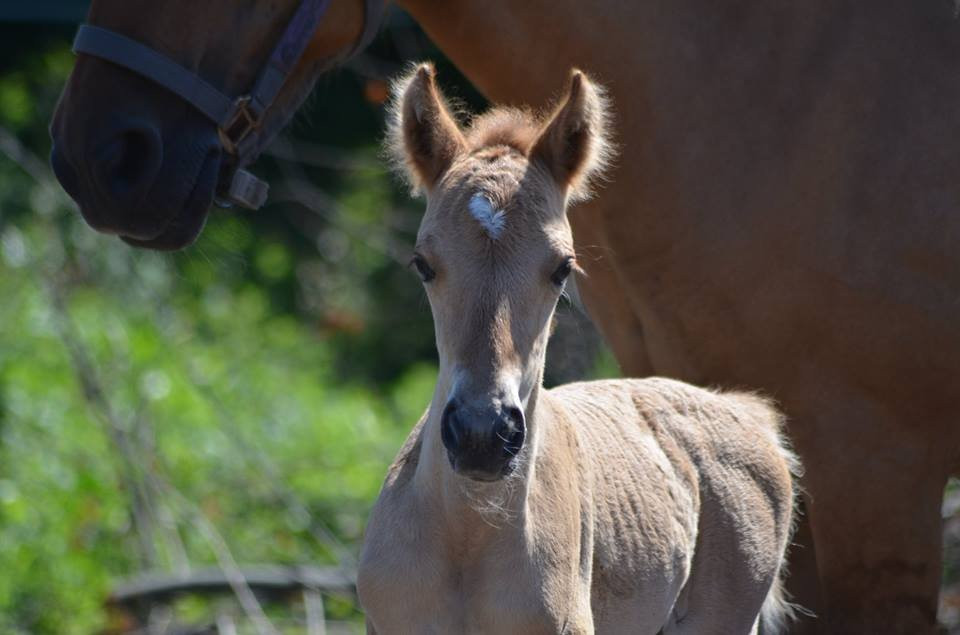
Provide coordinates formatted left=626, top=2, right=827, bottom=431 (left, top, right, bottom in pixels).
left=50, top=0, right=380, bottom=250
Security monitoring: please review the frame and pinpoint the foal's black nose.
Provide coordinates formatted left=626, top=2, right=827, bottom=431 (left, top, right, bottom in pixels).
left=93, top=122, right=163, bottom=206
left=440, top=400, right=525, bottom=480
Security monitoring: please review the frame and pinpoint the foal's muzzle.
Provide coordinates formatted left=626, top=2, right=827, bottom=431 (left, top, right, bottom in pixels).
left=440, top=400, right=525, bottom=481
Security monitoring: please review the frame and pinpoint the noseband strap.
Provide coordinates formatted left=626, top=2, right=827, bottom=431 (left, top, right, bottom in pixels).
left=72, top=25, right=239, bottom=132
left=72, top=0, right=383, bottom=210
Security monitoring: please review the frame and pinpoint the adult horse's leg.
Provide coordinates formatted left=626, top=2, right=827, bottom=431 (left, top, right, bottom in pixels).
left=782, top=502, right=821, bottom=634
left=791, top=395, right=949, bottom=634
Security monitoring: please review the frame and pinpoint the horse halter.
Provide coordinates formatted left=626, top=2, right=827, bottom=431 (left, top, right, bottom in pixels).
left=71, top=0, right=383, bottom=210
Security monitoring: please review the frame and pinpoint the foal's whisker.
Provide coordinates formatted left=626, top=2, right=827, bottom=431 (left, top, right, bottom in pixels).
left=495, top=430, right=520, bottom=456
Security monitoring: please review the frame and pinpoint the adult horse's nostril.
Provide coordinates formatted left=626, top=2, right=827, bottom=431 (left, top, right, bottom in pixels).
left=94, top=124, right=163, bottom=201
left=440, top=401, right=461, bottom=454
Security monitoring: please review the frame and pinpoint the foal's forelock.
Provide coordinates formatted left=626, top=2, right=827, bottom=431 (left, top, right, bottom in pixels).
left=468, top=194, right=507, bottom=240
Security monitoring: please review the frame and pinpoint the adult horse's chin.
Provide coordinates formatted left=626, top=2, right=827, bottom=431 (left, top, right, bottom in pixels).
left=118, top=150, right=220, bottom=251
left=50, top=56, right=225, bottom=251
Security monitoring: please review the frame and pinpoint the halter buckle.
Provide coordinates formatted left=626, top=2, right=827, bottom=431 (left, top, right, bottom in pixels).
left=218, top=96, right=259, bottom=155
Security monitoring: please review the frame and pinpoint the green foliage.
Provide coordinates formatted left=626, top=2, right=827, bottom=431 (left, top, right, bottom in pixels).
left=0, top=175, right=441, bottom=632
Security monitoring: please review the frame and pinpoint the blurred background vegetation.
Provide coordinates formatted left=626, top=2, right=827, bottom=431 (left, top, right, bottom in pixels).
left=0, top=6, right=616, bottom=634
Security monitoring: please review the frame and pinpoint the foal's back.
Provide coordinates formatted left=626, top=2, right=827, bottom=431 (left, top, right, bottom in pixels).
left=546, top=377, right=796, bottom=633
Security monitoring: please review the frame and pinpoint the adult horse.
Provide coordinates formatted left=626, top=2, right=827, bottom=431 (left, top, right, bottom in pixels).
left=49, top=1, right=960, bottom=633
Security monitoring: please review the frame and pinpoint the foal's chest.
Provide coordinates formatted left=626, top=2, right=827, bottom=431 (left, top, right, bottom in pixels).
left=360, top=522, right=589, bottom=634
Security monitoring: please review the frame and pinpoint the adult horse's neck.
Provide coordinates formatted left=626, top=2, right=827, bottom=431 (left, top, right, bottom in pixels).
left=398, top=0, right=623, bottom=106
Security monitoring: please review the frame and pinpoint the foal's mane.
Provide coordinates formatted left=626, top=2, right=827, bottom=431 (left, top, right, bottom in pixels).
left=463, top=108, right=541, bottom=155
left=384, top=66, right=542, bottom=187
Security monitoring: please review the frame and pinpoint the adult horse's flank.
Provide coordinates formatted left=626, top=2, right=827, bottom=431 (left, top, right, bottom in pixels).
left=358, top=65, right=796, bottom=634
left=51, top=1, right=960, bottom=632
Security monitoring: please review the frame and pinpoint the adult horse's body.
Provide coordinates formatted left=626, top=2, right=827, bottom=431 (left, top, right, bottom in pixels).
left=50, top=1, right=960, bottom=633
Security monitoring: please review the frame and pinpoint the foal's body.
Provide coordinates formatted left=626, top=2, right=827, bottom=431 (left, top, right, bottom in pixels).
left=358, top=66, right=794, bottom=634
left=361, top=379, right=795, bottom=634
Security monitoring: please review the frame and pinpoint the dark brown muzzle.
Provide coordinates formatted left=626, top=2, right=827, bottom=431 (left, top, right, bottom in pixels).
left=49, top=0, right=386, bottom=250
left=50, top=57, right=222, bottom=249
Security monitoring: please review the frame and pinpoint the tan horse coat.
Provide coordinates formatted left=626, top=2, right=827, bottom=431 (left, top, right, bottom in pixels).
left=358, top=66, right=796, bottom=635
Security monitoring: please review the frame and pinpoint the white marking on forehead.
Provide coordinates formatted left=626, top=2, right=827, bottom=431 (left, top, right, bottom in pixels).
left=468, top=194, right=506, bottom=239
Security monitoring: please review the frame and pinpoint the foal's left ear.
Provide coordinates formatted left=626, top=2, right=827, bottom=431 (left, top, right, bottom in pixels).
left=531, top=70, right=613, bottom=202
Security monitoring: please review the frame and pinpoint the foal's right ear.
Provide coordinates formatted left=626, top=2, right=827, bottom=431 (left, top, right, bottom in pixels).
left=388, top=63, right=466, bottom=192
left=531, top=70, right=612, bottom=202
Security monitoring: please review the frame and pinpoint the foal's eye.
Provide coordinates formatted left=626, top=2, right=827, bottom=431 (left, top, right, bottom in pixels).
left=551, top=257, right=575, bottom=286
left=410, top=254, right=436, bottom=283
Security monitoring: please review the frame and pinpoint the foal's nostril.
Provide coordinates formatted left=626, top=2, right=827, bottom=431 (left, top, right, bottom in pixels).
left=499, top=406, right=526, bottom=457
left=440, top=401, right=461, bottom=454
left=504, top=406, right=525, bottom=430
left=94, top=124, right=163, bottom=200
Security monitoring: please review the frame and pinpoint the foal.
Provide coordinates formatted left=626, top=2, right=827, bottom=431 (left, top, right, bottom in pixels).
left=358, top=64, right=797, bottom=634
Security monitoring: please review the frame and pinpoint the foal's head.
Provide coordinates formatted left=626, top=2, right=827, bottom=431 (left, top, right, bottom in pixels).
left=389, top=64, right=611, bottom=482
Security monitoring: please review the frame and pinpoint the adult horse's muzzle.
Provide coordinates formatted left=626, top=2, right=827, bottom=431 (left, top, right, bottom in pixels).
left=440, top=398, right=526, bottom=482
left=48, top=0, right=380, bottom=250
left=50, top=57, right=222, bottom=250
